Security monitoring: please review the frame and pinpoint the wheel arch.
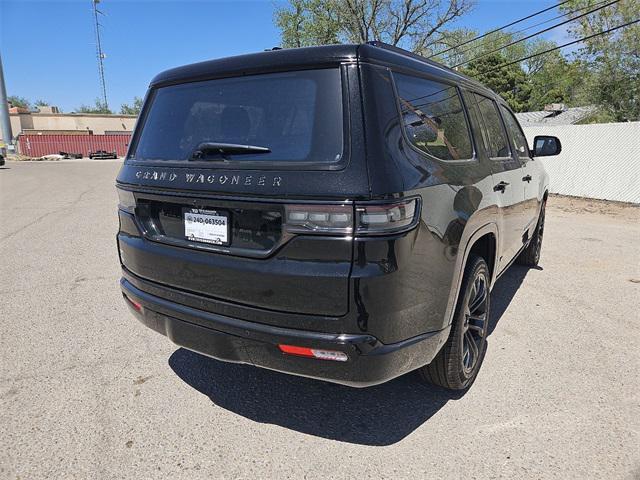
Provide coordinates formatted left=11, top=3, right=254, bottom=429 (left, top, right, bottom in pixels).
left=443, top=223, right=499, bottom=328
left=468, top=232, right=497, bottom=283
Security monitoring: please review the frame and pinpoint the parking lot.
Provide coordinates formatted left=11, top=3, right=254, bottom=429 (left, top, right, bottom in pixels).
left=1, top=160, right=638, bottom=479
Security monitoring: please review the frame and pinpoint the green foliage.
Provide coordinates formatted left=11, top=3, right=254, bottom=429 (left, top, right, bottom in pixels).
left=120, top=97, right=144, bottom=115
left=527, top=56, right=590, bottom=110
left=8, top=95, right=30, bottom=109
left=275, top=0, right=341, bottom=47
left=426, top=29, right=528, bottom=67
left=461, top=54, right=531, bottom=112
left=34, top=99, right=49, bottom=107
left=431, top=32, right=590, bottom=112
left=559, top=0, right=640, bottom=121
left=274, top=0, right=474, bottom=49
left=75, top=98, right=113, bottom=114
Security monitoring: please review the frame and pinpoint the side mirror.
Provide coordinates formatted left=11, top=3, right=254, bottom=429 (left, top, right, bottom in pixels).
left=533, top=135, right=562, bottom=157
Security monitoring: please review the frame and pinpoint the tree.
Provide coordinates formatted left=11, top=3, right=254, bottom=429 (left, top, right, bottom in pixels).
left=34, top=99, right=50, bottom=107
left=75, top=98, right=113, bottom=114
left=560, top=0, right=640, bottom=121
left=275, top=0, right=474, bottom=50
left=8, top=95, right=30, bottom=109
left=462, top=54, right=531, bottom=112
left=527, top=55, right=592, bottom=110
left=120, top=97, right=144, bottom=115
left=275, top=0, right=341, bottom=47
left=431, top=28, right=598, bottom=113
left=427, top=29, right=528, bottom=67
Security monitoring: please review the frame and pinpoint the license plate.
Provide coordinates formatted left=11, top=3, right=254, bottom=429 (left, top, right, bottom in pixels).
left=183, top=208, right=229, bottom=246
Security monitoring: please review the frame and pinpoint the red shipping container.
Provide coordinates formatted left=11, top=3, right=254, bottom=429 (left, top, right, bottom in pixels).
left=18, top=134, right=132, bottom=158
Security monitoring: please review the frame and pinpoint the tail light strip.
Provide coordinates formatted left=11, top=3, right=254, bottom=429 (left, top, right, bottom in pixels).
left=284, top=198, right=419, bottom=236
left=117, top=186, right=419, bottom=236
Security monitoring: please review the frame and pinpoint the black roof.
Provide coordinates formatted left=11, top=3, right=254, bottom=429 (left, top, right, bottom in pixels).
left=150, top=42, right=489, bottom=95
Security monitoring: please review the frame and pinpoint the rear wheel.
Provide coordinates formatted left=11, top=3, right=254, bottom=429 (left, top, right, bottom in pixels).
left=418, top=255, right=490, bottom=390
left=517, top=201, right=546, bottom=266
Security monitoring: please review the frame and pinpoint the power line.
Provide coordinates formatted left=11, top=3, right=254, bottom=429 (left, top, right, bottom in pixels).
left=451, top=0, right=620, bottom=68
left=483, top=18, right=640, bottom=73
left=439, top=0, right=611, bottom=63
left=428, top=0, right=573, bottom=59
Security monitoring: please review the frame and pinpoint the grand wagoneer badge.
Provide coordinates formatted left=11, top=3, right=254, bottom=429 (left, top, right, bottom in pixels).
left=134, top=170, right=283, bottom=187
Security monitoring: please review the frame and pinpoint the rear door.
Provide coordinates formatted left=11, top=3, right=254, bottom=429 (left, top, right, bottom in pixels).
left=469, top=93, right=526, bottom=270
left=499, top=104, right=540, bottom=235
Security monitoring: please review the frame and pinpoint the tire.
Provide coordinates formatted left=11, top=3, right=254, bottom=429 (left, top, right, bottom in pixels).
left=517, top=201, right=546, bottom=266
left=418, top=254, right=490, bottom=390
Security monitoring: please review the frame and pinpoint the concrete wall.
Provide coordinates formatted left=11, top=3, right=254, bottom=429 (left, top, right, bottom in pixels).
left=523, top=122, right=640, bottom=204
left=2, top=112, right=137, bottom=142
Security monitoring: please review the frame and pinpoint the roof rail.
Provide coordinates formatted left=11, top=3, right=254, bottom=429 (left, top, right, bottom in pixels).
left=365, top=41, right=461, bottom=75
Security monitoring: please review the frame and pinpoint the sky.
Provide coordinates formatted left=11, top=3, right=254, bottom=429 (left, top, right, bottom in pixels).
left=1, top=0, right=569, bottom=113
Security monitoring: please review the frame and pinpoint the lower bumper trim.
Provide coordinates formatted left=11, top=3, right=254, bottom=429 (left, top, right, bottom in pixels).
left=121, top=278, right=450, bottom=387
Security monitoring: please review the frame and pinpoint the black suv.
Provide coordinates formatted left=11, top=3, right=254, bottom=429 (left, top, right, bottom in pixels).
left=116, top=42, right=561, bottom=390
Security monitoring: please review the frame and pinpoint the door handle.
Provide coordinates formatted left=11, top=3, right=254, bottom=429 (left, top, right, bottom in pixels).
left=493, top=181, right=509, bottom=192
left=522, top=174, right=532, bottom=182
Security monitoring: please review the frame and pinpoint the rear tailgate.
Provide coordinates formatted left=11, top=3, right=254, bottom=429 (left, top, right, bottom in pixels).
left=117, top=194, right=353, bottom=316
left=116, top=64, right=369, bottom=318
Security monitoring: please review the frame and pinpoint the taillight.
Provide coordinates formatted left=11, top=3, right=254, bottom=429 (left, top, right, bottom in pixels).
left=284, top=204, right=353, bottom=234
left=355, top=199, right=418, bottom=234
left=283, top=198, right=418, bottom=236
left=117, top=188, right=136, bottom=214
left=278, top=344, right=348, bottom=362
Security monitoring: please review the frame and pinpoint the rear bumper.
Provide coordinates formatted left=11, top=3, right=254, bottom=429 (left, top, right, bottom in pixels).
left=121, top=278, right=450, bottom=387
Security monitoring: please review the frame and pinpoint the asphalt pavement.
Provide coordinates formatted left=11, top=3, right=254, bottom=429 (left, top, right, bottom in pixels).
left=1, top=160, right=638, bottom=479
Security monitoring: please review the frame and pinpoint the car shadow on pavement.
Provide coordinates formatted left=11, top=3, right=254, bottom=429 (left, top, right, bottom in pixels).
left=168, top=264, right=536, bottom=446
left=169, top=349, right=463, bottom=445
left=488, top=264, right=536, bottom=335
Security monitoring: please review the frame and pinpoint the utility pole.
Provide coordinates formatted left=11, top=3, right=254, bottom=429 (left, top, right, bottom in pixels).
left=0, top=51, right=14, bottom=153
left=92, top=0, right=108, bottom=110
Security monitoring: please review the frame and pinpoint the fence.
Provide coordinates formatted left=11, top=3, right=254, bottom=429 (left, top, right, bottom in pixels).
left=17, top=133, right=132, bottom=158
left=522, top=122, right=640, bottom=204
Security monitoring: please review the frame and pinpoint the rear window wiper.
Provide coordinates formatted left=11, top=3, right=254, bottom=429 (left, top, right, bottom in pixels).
left=190, top=142, right=271, bottom=160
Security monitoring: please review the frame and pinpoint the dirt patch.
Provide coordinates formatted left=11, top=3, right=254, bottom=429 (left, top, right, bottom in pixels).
left=547, top=194, right=639, bottom=221
left=133, top=375, right=153, bottom=385
left=6, top=153, right=38, bottom=161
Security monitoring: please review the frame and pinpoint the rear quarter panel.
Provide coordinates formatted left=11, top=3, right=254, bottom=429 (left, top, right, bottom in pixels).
left=357, top=63, right=499, bottom=337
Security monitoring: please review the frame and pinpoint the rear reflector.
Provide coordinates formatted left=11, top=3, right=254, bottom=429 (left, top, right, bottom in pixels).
left=278, top=344, right=348, bottom=362
left=123, top=294, right=143, bottom=312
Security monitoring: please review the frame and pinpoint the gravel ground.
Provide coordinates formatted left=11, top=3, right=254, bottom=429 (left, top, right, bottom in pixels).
left=1, top=160, right=638, bottom=480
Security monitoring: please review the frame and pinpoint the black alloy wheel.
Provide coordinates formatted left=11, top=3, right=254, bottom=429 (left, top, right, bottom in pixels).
left=461, top=273, right=488, bottom=376
left=419, top=254, right=490, bottom=390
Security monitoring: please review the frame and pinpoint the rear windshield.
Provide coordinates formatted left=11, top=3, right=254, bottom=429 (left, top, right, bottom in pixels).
left=129, top=69, right=344, bottom=166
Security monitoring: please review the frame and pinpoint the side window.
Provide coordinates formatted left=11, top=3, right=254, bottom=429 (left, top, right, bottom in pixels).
left=394, top=73, right=473, bottom=161
left=473, top=93, right=510, bottom=158
left=500, top=105, right=530, bottom=158
left=461, top=89, right=490, bottom=155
